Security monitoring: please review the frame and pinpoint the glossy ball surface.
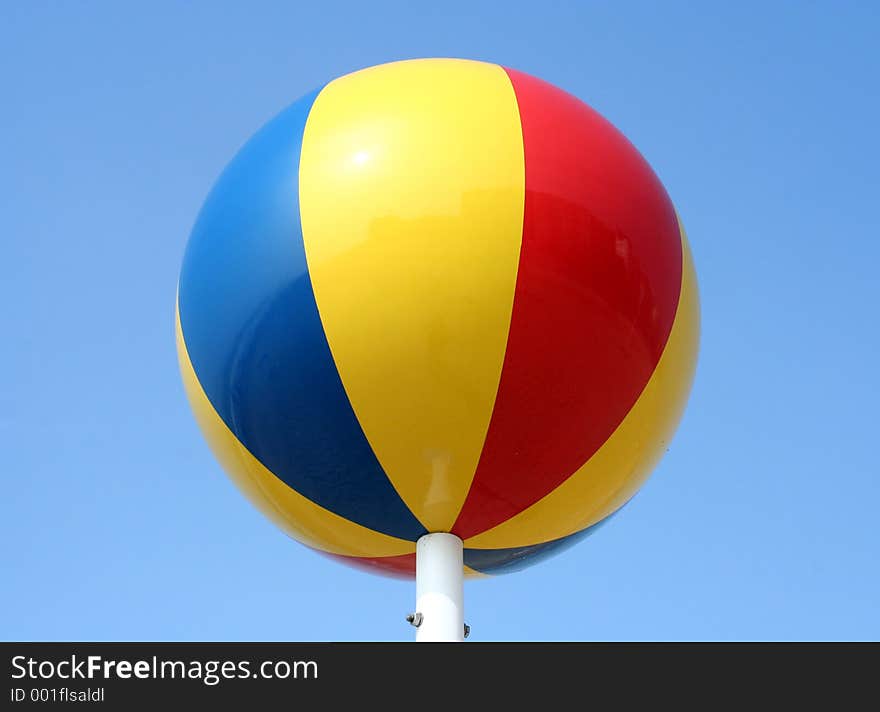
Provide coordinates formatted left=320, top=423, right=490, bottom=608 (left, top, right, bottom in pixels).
left=176, top=58, right=699, bottom=577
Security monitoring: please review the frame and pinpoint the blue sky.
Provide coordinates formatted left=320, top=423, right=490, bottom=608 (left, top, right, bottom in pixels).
left=2, top=1, right=878, bottom=641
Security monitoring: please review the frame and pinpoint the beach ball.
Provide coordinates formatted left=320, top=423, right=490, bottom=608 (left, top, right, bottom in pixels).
left=176, top=58, right=699, bottom=578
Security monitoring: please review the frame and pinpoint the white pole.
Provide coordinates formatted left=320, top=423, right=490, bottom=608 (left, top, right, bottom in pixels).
left=414, top=533, right=464, bottom=642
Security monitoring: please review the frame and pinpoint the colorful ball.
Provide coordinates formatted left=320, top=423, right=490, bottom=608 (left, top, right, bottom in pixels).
left=176, top=58, right=699, bottom=578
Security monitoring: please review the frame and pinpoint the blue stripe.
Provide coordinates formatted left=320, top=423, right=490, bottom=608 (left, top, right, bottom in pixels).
left=463, top=508, right=625, bottom=575
left=177, top=89, right=427, bottom=542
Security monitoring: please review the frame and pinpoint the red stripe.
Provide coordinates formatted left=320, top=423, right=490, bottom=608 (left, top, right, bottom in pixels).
left=322, top=552, right=416, bottom=579
left=451, top=68, right=682, bottom=539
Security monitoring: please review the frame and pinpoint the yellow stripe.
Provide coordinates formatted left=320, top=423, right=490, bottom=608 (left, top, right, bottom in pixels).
left=464, top=218, right=700, bottom=549
left=464, top=567, right=488, bottom=579
left=176, top=302, right=415, bottom=558
left=299, top=59, right=525, bottom=532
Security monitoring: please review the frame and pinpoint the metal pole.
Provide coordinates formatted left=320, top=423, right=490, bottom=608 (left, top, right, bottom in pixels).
left=414, top=533, right=464, bottom=642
